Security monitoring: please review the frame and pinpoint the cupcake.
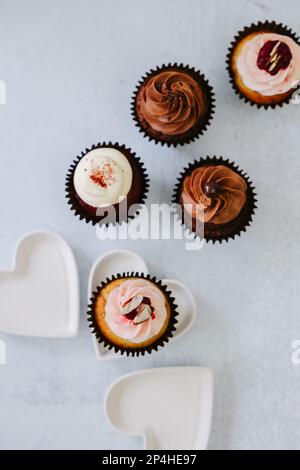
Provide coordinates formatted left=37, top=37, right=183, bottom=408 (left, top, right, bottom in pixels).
left=87, top=274, right=178, bottom=356
left=227, top=21, right=300, bottom=108
left=66, top=143, right=149, bottom=225
left=132, top=64, right=215, bottom=146
left=173, top=157, right=257, bottom=242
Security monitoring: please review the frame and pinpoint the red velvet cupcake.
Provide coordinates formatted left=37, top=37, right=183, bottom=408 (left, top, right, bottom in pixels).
left=66, top=143, right=149, bottom=226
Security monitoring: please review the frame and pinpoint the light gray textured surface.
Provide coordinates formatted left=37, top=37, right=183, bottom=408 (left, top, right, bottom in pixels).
left=0, top=0, right=300, bottom=450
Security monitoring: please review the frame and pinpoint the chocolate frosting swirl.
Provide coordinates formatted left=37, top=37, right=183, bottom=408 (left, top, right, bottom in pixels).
left=139, top=71, right=205, bottom=135
left=181, top=165, right=247, bottom=224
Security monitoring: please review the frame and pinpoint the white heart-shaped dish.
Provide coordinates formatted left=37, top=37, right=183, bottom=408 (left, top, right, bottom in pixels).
left=87, top=250, right=196, bottom=360
left=105, top=366, right=213, bottom=450
left=0, top=231, right=79, bottom=337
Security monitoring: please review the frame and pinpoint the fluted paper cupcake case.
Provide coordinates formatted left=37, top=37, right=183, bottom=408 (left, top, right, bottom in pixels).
left=226, top=21, right=300, bottom=109
left=65, top=142, right=150, bottom=226
left=87, top=273, right=179, bottom=357
left=131, top=63, right=216, bottom=147
left=172, top=156, right=257, bottom=243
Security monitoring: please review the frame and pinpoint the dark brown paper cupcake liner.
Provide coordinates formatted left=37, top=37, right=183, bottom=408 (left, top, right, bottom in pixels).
left=172, top=156, right=257, bottom=243
left=87, top=273, right=179, bottom=357
left=226, top=21, right=300, bottom=109
left=65, top=142, right=149, bottom=226
left=131, top=63, right=215, bottom=147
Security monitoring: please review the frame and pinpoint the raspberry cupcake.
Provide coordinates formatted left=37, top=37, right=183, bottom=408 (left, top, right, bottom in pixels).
left=227, top=21, right=300, bottom=108
left=66, top=143, right=149, bottom=226
left=132, top=63, right=215, bottom=146
left=173, top=157, right=257, bottom=243
left=87, top=274, right=178, bottom=356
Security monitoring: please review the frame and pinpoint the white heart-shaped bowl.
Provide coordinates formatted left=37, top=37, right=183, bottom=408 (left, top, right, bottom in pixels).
left=87, top=250, right=196, bottom=360
left=105, top=366, right=213, bottom=450
left=0, top=231, right=80, bottom=337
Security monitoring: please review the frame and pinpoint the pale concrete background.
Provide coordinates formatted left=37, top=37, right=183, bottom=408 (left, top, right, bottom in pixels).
left=0, top=0, right=299, bottom=450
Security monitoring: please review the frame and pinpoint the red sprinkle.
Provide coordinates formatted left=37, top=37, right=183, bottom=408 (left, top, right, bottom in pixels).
left=90, top=162, right=114, bottom=188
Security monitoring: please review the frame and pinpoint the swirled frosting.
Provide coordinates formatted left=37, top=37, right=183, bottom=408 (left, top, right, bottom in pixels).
left=181, top=165, right=247, bottom=224
left=139, top=71, right=205, bottom=135
left=74, top=148, right=132, bottom=207
left=105, top=279, right=167, bottom=343
left=236, top=33, right=300, bottom=96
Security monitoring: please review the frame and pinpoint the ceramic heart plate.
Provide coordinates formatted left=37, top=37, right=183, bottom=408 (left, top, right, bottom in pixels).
left=105, top=366, right=213, bottom=450
left=88, top=249, right=197, bottom=360
left=0, top=231, right=80, bottom=337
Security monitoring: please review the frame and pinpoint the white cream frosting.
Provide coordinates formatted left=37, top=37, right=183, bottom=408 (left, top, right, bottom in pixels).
left=73, top=148, right=133, bottom=207
left=236, top=33, right=300, bottom=96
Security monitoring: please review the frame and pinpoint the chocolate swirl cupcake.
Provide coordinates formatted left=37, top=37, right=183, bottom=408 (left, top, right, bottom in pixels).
left=181, top=165, right=247, bottom=225
left=173, top=157, right=257, bottom=242
left=139, top=71, right=204, bottom=135
left=132, top=64, right=215, bottom=146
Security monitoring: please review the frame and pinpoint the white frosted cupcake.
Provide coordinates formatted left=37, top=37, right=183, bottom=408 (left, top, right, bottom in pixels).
left=66, top=142, right=149, bottom=225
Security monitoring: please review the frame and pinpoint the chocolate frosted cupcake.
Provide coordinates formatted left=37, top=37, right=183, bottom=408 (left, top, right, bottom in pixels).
left=132, top=64, right=215, bottom=146
left=227, top=21, right=300, bottom=108
left=88, top=274, right=178, bottom=356
left=66, top=143, right=149, bottom=226
left=173, top=157, right=257, bottom=242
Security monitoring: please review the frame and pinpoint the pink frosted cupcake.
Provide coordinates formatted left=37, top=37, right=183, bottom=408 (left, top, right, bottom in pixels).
left=227, top=21, right=300, bottom=108
left=87, top=274, right=178, bottom=356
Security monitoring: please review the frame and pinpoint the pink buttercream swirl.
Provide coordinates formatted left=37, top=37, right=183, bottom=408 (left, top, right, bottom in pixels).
left=105, top=279, right=167, bottom=343
left=237, top=33, right=300, bottom=96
